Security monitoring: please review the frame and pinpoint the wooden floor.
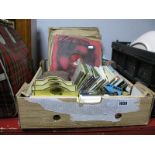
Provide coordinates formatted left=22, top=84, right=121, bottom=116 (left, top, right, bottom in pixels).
left=0, top=117, right=155, bottom=134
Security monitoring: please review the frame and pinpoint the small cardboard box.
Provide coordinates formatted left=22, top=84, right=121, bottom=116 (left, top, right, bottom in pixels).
left=16, top=28, right=155, bottom=129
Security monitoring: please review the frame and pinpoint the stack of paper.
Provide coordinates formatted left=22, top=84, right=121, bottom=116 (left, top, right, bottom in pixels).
left=71, top=60, right=132, bottom=95
left=32, top=72, right=78, bottom=97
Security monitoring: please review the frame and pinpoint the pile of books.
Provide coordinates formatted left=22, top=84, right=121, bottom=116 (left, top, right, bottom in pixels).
left=71, top=60, right=132, bottom=96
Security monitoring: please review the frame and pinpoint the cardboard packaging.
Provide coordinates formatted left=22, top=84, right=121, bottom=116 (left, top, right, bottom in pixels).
left=16, top=27, right=155, bottom=129
left=16, top=66, right=154, bottom=128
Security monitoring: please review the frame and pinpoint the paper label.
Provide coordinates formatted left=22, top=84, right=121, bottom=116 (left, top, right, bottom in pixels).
left=26, top=97, right=140, bottom=122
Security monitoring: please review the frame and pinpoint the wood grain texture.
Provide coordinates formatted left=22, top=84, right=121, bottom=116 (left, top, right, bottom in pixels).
left=15, top=19, right=31, bottom=57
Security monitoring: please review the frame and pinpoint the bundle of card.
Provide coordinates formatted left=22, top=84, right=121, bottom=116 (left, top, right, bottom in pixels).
left=101, top=66, right=132, bottom=95
left=72, top=60, right=106, bottom=94
left=72, top=60, right=132, bottom=96
left=32, top=71, right=77, bottom=97
left=89, top=66, right=107, bottom=92
left=79, top=66, right=100, bottom=92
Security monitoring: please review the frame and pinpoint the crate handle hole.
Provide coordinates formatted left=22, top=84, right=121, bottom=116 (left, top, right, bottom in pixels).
left=115, top=113, right=122, bottom=119
left=53, top=115, right=61, bottom=121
